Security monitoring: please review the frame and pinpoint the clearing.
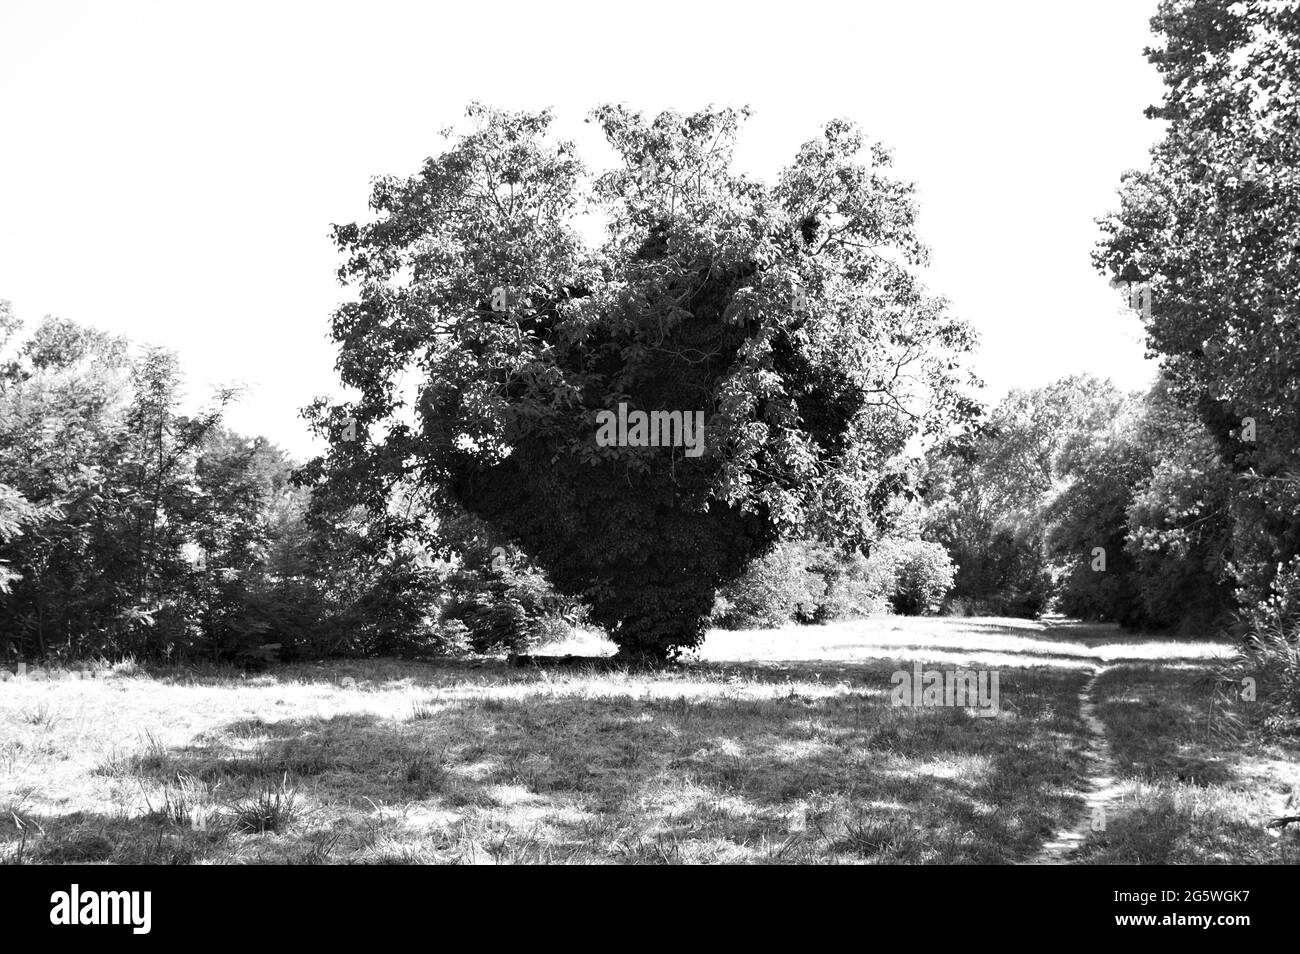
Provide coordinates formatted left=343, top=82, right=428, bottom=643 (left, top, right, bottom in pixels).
left=1, top=616, right=1294, bottom=864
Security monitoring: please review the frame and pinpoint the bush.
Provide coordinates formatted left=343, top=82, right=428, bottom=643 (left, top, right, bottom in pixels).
left=942, top=592, right=1045, bottom=618
left=809, top=547, right=893, bottom=621
left=713, top=541, right=827, bottom=630
left=937, top=529, right=1052, bottom=619
left=1241, top=556, right=1300, bottom=633
left=429, top=618, right=472, bottom=657
left=713, top=537, right=956, bottom=628
left=1213, top=558, right=1300, bottom=735
left=438, top=549, right=580, bottom=654
left=870, top=538, right=955, bottom=616
left=1219, top=609, right=1300, bottom=736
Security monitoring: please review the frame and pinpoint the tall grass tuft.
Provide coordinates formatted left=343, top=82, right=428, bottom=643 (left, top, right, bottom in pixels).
left=144, top=773, right=213, bottom=831
left=231, top=775, right=299, bottom=834
left=1219, top=612, right=1300, bottom=735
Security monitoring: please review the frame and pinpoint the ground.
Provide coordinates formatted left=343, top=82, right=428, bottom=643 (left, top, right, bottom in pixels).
left=1, top=616, right=1295, bottom=864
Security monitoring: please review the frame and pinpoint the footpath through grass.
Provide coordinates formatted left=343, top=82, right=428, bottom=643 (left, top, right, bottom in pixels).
left=1079, top=663, right=1300, bottom=864
left=1, top=616, right=1275, bottom=865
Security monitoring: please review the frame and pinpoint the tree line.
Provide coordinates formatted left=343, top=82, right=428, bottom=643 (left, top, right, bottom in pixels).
left=0, top=305, right=575, bottom=664
left=2, top=0, right=1296, bottom=669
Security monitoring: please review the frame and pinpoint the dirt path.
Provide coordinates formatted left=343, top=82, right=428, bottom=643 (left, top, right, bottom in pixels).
left=1030, top=664, right=1127, bottom=864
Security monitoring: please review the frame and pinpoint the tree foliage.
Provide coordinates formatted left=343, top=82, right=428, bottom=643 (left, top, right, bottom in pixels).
left=310, top=104, right=977, bottom=659
left=1094, top=0, right=1300, bottom=613
left=927, top=375, right=1234, bottom=630
left=0, top=305, right=452, bottom=664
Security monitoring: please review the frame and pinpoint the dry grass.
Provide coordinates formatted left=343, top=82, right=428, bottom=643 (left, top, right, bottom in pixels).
left=1078, top=663, right=1300, bottom=864
left=0, top=616, right=1254, bottom=864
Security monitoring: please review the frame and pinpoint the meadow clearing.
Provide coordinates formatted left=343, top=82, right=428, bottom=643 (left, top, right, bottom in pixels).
left=1, top=616, right=1295, bottom=864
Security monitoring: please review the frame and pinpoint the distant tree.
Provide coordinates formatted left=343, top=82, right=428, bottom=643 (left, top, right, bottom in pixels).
left=1043, top=396, right=1152, bottom=626
left=182, top=429, right=293, bottom=660
left=874, top=537, right=956, bottom=616
left=0, top=301, right=40, bottom=594
left=0, top=307, right=305, bottom=662
left=114, top=348, right=234, bottom=657
left=308, top=104, right=977, bottom=660
left=1046, top=383, right=1238, bottom=631
left=924, top=376, right=1123, bottom=616
left=0, top=314, right=134, bottom=657
left=286, top=469, right=447, bottom=659
left=1123, top=382, right=1234, bottom=632
left=925, top=371, right=1234, bottom=630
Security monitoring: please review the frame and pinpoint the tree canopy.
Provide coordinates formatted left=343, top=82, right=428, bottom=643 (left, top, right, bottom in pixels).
left=1095, top=0, right=1300, bottom=614
left=307, top=104, right=978, bottom=659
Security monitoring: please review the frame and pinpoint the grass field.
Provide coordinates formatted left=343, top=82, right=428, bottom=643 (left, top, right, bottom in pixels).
left=1, top=616, right=1293, bottom=864
left=1079, top=664, right=1299, bottom=864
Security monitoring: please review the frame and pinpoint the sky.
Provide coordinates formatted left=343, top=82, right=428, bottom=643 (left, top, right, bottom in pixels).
left=0, top=0, right=1168, bottom=459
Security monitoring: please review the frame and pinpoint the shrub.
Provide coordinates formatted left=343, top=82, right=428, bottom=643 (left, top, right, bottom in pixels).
left=809, top=547, right=893, bottom=621
left=714, top=540, right=902, bottom=628
left=870, top=538, right=955, bottom=616
left=1241, top=556, right=1300, bottom=633
left=714, top=537, right=957, bottom=628
left=713, top=542, right=828, bottom=630
left=429, top=618, right=472, bottom=657
left=1216, top=558, right=1300, bottom=734
left=439, top=550, right=580, bottom=654
left=1219, top=610, right=1300, bottom=737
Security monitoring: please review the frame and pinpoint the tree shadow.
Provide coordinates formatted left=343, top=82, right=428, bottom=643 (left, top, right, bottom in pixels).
left=5, top=661, right=1105, bottom=864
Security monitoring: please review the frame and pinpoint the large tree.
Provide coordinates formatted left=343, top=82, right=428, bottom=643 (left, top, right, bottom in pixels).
left=309, top=104, right=977, bottom=660
left=1094, top=0, right=1300, bottom=610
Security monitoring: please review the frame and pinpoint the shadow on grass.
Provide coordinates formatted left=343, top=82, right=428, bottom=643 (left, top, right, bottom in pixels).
left=138, top=656, right=508, bottom=690
left=1076, top=663, right=1300, bottom=864
left=1094, top=665, right=1243, bottom=785
left=3, top=661, right=1098, bottom=864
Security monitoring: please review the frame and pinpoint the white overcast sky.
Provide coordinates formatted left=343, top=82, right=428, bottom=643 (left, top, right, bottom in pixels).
left=0, top=0, right=1165, bottom=458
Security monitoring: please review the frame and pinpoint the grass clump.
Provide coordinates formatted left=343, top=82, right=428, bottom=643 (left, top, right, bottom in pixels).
left=230, top=777, right=299, bottom=834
